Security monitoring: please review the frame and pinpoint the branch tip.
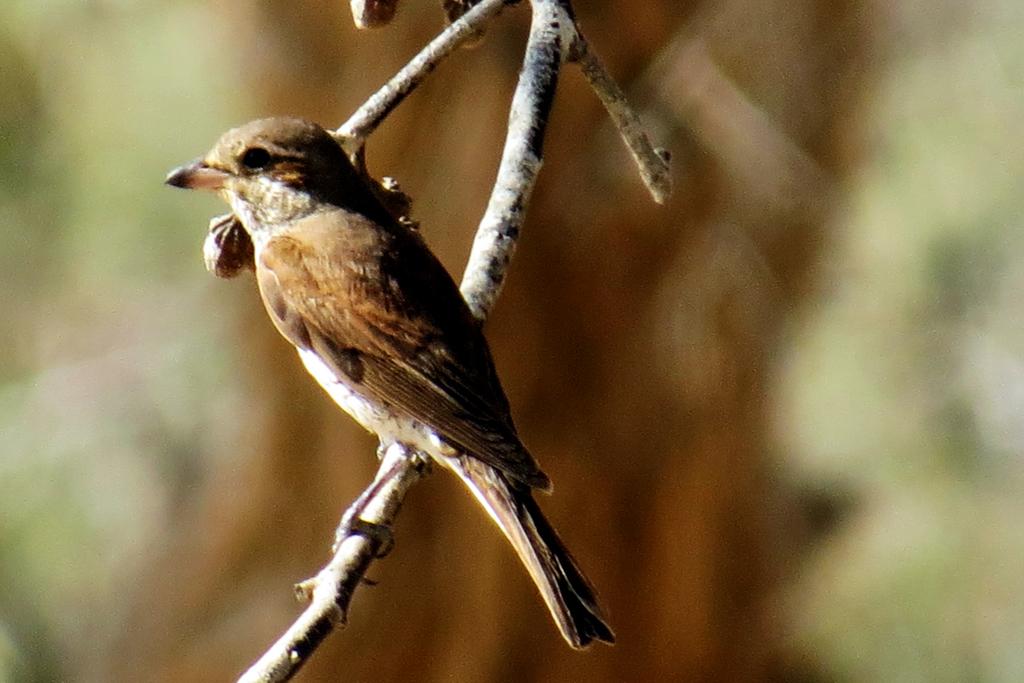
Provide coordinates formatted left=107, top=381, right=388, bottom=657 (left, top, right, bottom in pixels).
left=574, top=39, right=672, bottom=204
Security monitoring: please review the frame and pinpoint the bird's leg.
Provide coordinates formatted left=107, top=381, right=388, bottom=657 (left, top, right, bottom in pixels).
left=331, top=443, right=410, bottom=556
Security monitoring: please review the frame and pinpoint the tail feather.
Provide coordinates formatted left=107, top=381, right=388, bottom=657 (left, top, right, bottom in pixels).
left=445, top=456, right=615, bottom=648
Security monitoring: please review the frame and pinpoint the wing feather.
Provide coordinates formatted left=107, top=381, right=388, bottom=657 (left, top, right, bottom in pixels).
left=256, top=209, right=551, bottom=490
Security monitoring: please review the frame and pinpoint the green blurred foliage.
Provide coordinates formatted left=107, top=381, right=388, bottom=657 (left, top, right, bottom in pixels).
left=778, top=2, right=1024, bottom=681
left=0, top=2, right=248, bottom=680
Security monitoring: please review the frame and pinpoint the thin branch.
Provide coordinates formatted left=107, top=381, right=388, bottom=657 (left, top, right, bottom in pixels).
left=336, top=0, right=515, bottom=146
left=572, top=38, right=672, bottom=204
left=238, top=1, right=669, bottom=680
left=459, top=0, right=568, bottom=320
left=237, top=445, right=425, bottom=683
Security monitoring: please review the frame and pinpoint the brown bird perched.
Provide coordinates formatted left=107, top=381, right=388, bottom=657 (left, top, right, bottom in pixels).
left=166, top=117, right=614, bottom=648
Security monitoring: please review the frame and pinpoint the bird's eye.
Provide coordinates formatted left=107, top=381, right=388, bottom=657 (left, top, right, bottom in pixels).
left=240, top=147, right=271, bottom=170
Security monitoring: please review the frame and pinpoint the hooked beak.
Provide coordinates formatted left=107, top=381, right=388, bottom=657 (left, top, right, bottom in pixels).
left=165, top=159, right=230, bottom=191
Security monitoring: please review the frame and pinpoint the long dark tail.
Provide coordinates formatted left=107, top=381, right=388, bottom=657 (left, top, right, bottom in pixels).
left=446, top=456, right=615, bottom=648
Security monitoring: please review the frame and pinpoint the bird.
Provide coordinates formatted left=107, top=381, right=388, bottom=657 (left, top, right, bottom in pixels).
left=166, top=116, right=614, bottom=648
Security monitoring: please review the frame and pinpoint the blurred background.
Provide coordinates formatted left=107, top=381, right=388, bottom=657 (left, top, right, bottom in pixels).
left=1, top=0, right=1021, bottom=681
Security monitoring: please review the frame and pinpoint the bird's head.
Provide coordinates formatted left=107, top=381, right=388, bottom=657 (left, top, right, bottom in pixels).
left=166, top=117, right=362, bottom=240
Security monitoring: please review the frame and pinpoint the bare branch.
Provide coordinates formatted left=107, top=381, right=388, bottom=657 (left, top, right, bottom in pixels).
left=572, top=39, right=672, bottom=204
left=459, top=0, right=569, bottom=320
left=336, top=0, right=515, bottom=147
left=237, top=445, right=426, bottom=683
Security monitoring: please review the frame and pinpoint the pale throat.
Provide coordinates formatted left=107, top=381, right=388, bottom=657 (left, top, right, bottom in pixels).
left=228, top=175, right=320, bottom=251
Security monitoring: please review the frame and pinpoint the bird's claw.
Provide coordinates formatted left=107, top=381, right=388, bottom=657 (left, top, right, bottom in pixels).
left=332, top=517, right=395, bottom=558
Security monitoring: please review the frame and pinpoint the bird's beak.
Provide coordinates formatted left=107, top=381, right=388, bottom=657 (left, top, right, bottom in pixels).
left=165, top=159, right=230, bottom=191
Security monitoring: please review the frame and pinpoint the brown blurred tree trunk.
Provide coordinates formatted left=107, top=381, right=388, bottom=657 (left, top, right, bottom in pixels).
left=101, top=1, right=871, bottom=681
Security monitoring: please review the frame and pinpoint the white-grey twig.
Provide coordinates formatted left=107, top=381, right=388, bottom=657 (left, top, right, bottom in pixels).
left=239, top=1, right=669, bottom=680
left=572, top=38, right=672, bottom=204
left=459, top=0, right=569, bottom=320
left=336, top=0, right=514, bottom=146
left=237, top=445, right=425, bottom=683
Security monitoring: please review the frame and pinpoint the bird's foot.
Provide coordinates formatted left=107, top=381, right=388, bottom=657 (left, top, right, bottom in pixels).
left=332, top=516, right=395, bottom=558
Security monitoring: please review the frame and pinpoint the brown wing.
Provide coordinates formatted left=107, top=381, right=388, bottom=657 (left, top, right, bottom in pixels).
left=256, top=208, right=551, bottom=491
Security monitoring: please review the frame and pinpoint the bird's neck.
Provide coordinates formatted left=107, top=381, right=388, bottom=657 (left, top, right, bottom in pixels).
left=232, top=174, right=402, bottom=251
left=229, top=177, right=321, bottom=250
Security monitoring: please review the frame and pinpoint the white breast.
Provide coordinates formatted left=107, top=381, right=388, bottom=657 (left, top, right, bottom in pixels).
left=297, top=348, right=451, bottom=457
